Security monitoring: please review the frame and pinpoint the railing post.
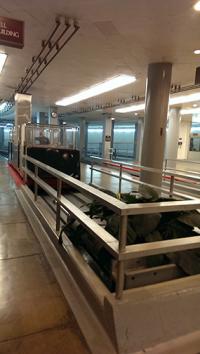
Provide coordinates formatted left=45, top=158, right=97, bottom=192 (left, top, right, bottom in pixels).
left=164, top=158, right=167, bottom=171
left=118, top=163, right=123, bottom=197
left=169, top=175, right=175, bottom=197
left=56, top=179, right=62, bottom=232
left=34, top=165, right=38, bottom=201
left=116, top=215, right=128, bottom=300
left=23, top=148, right=28, bottom=184
left=90, top=162, right=94, bottom=185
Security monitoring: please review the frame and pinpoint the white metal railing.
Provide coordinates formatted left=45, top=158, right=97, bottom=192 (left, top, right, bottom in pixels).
left=90, top=156, right=200, bottom=199
left=165, top=158, right=200, bottom=171
left=22, top=154, right=200, bottom=300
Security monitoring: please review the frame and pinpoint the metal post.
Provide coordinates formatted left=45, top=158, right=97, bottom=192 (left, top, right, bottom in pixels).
left=34, top=165, right=38, bottom=201
left=164, top=159, right=167, bottom=171
left=118, top=164, right=123, bottom=197
left=56, top=179, right=62, bottom=232
left=169, top=175, right=175, bottom=197
left=23, top=148, right=28, bottom=184
left=90, top=162, right=94, bottom=185
left=116, top=215, right=128, bottom=300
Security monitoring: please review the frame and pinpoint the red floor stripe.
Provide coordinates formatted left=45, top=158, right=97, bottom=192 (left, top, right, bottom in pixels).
left=7, top=164, right=24, bottom=187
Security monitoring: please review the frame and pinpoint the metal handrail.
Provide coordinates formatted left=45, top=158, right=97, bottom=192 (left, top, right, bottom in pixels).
left=22, top=154, right=200, bottom=300
left=90, top=156, right=200, bottom=198
left=91, top=166, right=195, bottom=201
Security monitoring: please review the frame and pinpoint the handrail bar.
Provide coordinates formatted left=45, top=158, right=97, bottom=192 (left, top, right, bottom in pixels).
left=119, top=235, right=200, bottom=261
left=22, top=154, right=200, bottom=299
left=91, top=156, right=200, bottom=182
left=166, top=158, right=200, bottom=165
left=91, top=166, right=196, bottom=201
left=23, top=154, right=125, bottom=215
left=91, top=156, right=163, bottom=175
left=23, top=166, right=119, bottom=258
left=23, top=155, right=200, bottom=216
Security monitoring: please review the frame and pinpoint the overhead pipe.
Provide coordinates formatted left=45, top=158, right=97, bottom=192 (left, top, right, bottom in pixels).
left=21, top=20, right=72, bottom=93
left=24, top=23, right=80, bottom=93
left=17, top=17, right=61, bottom=92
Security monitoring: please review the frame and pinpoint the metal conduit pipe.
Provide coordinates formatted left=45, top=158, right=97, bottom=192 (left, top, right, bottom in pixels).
left=16, top=17, right=61, bottom=92
left=21, top=21, right=72, bottom=93
left=24, top=24, right=80, bottom=93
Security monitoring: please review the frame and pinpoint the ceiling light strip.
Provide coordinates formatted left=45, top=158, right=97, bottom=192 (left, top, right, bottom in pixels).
left=115, top=92, right=200, bottom=113
left=55, top=75, right=136, bottom=106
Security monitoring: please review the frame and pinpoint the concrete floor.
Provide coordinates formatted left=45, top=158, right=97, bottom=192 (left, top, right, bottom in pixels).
left=0, top=157, right=90, bottom=354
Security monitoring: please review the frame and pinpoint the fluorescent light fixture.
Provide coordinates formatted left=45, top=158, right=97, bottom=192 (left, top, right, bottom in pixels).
left=180, top=108, right=200, bottom=115
left=116, top=103, right=145, bottom=113
left=194, top=1, right=200, bottom=11
left=193, top=104, right=198, bottom=107
left=0, top=53, right=7, bottom=74
left=116, top=92, right=200, bottom=113
left=194, top=49, right=200, bottom=54
left=169, top=92, right=200, bottom=105
left=55, top=75, right=136, bottom=106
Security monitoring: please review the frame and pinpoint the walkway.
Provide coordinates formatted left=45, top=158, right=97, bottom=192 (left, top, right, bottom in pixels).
left=0, top=157, right=90, bottom=354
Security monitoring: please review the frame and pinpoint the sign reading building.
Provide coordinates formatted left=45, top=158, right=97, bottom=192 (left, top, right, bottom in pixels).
left=0, top=17, right=24, bottom=49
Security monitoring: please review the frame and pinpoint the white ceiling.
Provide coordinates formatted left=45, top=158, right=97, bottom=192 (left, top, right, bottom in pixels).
left=0, top=0, right=200, bottom=113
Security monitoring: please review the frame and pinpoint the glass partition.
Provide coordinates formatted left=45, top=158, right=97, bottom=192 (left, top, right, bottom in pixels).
left=24, top=124, right=79, bottom=149
left=0, top=124, right=13, bottom=155
left=86, top=122, right=103, bottom=157
left=112, top=122, right=137, bottom=161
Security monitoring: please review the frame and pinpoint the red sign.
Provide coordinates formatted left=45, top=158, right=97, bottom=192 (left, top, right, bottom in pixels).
left=0, top=17, right=24, bottom=49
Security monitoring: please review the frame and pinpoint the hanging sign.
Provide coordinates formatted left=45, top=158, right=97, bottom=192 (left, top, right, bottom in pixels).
left=0, top=17, right=24, bottom=49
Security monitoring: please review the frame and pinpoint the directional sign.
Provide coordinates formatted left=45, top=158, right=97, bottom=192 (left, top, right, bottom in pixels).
left=0, top=17, right=24, bottom=49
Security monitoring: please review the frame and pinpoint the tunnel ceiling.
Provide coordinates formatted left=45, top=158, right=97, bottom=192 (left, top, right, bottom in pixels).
left=0, top=0, right=199, bottom=112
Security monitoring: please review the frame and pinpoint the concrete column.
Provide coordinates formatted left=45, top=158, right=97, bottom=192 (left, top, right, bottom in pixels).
left=140, top=63, right=172, bottom=187
left=178, top=118, right=191, bottom=160
left=15, top=93, right=32, bottom=127
left=103, top=117, right=112, bottom=159
left=165, top=108, right=181, bottom=169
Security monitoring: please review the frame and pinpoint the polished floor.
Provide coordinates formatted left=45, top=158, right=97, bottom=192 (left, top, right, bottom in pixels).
left=0, top=157, right=90, bottom=354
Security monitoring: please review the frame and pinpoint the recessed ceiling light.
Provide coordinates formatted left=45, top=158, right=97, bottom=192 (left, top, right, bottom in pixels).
left=56, top=75, right=136, bottom=106
left=111, top=117, right=115, bottom=120
left=194, top=1, right=200, bottom=11
left=193, top=104, right=198, bottom=107
left=134, top=112, right=138, bottom=116
left=194, top=49, right=200, bottom=54
left=0, top=53, right=7, bottom=74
